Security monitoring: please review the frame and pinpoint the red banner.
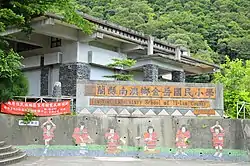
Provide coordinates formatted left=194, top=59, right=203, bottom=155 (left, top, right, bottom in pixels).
left=0, top=101, right=71, bottom=116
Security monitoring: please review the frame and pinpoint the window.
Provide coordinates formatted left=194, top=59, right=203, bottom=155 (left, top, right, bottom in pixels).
left=7, top=40, right=42, bottom=52
left=17, top=42, right=42, bottom=52
left=50, top=37, right=62, bottom=48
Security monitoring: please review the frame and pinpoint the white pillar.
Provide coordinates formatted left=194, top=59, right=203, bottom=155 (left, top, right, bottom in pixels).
left=175, top=46, right=181, bottom=60
left=147, top=36, right=154, bottom=55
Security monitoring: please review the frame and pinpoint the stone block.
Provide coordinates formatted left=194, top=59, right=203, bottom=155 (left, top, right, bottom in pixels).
left=40, top=66, right=49, bottom=96
left=59, top=62, right=90, bottom=96
left=143, top=64, right=158, bottom=82
left=172, top=71, right=185, bottom=82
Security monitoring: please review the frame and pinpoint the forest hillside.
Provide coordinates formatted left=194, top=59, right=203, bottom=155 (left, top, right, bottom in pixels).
left=77, top=0, right=250, bottom=64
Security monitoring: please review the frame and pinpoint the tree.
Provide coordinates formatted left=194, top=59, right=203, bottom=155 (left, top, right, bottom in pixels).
left=77, top=0, right=154, bottom=30
left=77, top=0, right=250, bottom=64
left=218, top=35, right=250, bottom=61
left=0, top=0, right=93, bottom=103
left=0, top=0, right=93, bottom=35
left=213, top=57, right=250, bottom=119
left=0, top=42, right=27, bottom=103
left=0, top=72, right=29, bottom=103
left=186, top=73, right=213, bottom=83
left=104, top=58, right=136, bottom=81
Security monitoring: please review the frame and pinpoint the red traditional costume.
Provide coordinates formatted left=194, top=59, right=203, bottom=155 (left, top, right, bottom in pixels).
left=72, top=128, right=91, bottom=144
left=43, top=127, right=56, bottom=140
left=105, top=132, right=120, bottom=153
left=176, top=130, right=190, bottom=148
left=210, top=128, right=225, bottom=147
left=144, top=132, right=157, bottom=150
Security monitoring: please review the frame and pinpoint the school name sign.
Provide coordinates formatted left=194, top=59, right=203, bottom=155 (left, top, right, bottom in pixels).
left=88, top=84, right=217, bottom=110
left=94, top=85, right=216, bottom=98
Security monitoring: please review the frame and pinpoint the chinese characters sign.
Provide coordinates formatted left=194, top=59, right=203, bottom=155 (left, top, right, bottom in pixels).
left=95, top=85, right=216, bottom=98
left=1, top=101, right=70, bottom=116
left=18, top=120, right=40, bottom=126
left=90, top=98, right=211, bottom=108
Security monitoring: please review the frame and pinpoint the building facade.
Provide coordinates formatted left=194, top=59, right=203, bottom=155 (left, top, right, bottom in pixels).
left=1, top=13, right=219, bottom=98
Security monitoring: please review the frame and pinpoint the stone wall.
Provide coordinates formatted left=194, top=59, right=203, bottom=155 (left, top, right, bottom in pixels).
left=59, top=62, right=90, bottom=96
left=172, top=71, right=185, bottom=82
left=143, top=64, right=159, bottom=82
left=0, top=114, right=249, bottom=162
left=40, top=66, right=50, bottom=96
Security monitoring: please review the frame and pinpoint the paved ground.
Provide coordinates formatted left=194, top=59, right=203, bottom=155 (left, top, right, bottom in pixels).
left=13, top=157, right=250, bottom=166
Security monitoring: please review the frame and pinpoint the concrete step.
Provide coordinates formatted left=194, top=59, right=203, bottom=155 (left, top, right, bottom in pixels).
left=0, top=149, right=20, bottom=159
left=0, top=152, right=27, bottom=165
left=0, top=145, right=12, bottom=153
left=0, top=141, right=5, bottom=147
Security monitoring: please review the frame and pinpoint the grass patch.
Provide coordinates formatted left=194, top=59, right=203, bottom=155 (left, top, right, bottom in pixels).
left=16, top=144, right=248, bottom=157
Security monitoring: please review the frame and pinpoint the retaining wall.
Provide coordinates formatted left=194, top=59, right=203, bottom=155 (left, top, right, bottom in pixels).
left=0, top=114, right=249, bottom=162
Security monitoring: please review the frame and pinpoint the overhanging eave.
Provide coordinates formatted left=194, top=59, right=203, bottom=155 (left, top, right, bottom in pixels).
left=0, top=17, right=55, bottom=36
left=130, top=54, right=219, bottom=74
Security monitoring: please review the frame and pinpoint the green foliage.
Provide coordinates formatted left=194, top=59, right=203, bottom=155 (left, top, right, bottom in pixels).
left=186, top=73, right=213, bottom=83
left=77, top=0, right=250, bottom=63
left=0, top=72, right=29, bottom=103
left=213, top=57, right=250, bottom=118
left=185, top=139, right=190, bottom=145
left=22, top=110, right=37, bottom=124
left=0, top=0, right=93, bottom=35
left=0, top=0, right=93, bottom=103
left=12, top=72, right=29, bottom=96
left=78, top=0, right=154, bottom=30
left=107, top=58, right=136, bottom=68
left=104, top=58, right=136, bottom=81
left=0, top=49, right=22, bottom=79
left=0, top=48, right=29, bottom=102
left=202, top=124, right=208, bottom=129
left=71, top=111, right=77, bottom=116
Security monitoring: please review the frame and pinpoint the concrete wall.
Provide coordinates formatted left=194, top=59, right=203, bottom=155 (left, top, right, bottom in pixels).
left=77, top=42, right=127, bottom=81
left=61, top=40, right=78, bottom=63
left=90, top=66, right=115, bottom=81
left=48, top=65, right=60, bottom=95
left=0, top=115, right=242, bottom=149
left=23, top=69, right=41, bottom=96
left=0, top=114, right=249, bottom=161
left=132, top=71, right=144, bottom=81
left=83, top=44, right=126, bottom=65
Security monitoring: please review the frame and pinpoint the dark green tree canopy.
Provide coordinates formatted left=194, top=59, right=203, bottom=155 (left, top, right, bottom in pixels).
left=77, top=0, right=250, bottom=63
left=0, top=0, right=93, bottom=103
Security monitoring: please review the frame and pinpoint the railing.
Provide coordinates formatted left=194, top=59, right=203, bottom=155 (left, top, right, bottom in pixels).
left=96, top=23, right=148, bottom=45
left=237, top=101, right=250, bottom=119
